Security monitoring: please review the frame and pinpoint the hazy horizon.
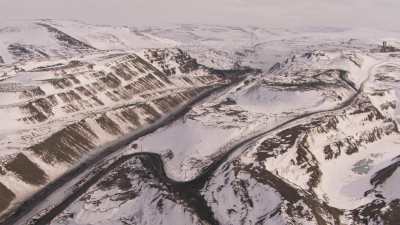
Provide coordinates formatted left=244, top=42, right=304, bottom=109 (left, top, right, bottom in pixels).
left=0, top=0, right=399, bottom=30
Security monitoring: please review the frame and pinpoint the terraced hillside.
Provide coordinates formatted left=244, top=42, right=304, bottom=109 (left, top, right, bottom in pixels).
left=0, top=46, right=227, bottom=218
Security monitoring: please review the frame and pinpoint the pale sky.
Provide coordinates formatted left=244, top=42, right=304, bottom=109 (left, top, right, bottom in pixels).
left=0, top=0, right=399, bottom=29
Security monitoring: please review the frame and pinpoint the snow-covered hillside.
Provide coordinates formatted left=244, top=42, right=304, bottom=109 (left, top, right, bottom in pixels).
left=0, top=20, right=399, bottom=225
left=45, top=51, right=400, bottom=225
left=0, top=20, right=241, bottom=219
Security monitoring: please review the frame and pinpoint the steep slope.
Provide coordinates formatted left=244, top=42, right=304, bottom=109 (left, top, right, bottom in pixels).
left=0, top=43, right=228, bottom=219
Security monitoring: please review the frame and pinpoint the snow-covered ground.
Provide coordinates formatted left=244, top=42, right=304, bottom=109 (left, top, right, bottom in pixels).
left=0, top=19, right=400, bottom=225
left=0, top=22, right=227, bottom=219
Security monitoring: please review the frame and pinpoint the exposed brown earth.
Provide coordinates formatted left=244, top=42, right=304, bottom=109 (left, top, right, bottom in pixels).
left=0, top=183, right=15, bottom=214
left=5, top=154, right=47, bottom=185
left=95, top=114, right=123, bottom=136
left=29, top=121, right=98, bottom=164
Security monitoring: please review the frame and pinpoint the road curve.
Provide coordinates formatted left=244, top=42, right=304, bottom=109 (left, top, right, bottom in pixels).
left=2, top=61, right=382, bottom=225
left=0, top=78, right=241, bottom=225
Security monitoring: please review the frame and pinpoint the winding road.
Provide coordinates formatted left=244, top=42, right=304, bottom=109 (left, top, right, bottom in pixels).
left=1, top=60, right=383, bottom=225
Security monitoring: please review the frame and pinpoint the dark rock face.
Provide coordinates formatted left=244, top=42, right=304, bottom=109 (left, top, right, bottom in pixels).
left=30, top=121, right=98, bottom=164
left=143, top=48, right=200, bottom=75
left=8, top=43, right=49, bottom=61
left=0, top=183, right=15, bottom=214
left=268, top=62, right=281, bottom=73
left=351, top=199, right=400, bottom=225
left=5, top=154, right=48, bottom=185
left=370, top=158, right=400, bottom=187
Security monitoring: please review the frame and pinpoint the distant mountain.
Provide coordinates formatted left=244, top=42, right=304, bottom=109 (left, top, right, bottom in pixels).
left=0, top=20, right=399, bottom=225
